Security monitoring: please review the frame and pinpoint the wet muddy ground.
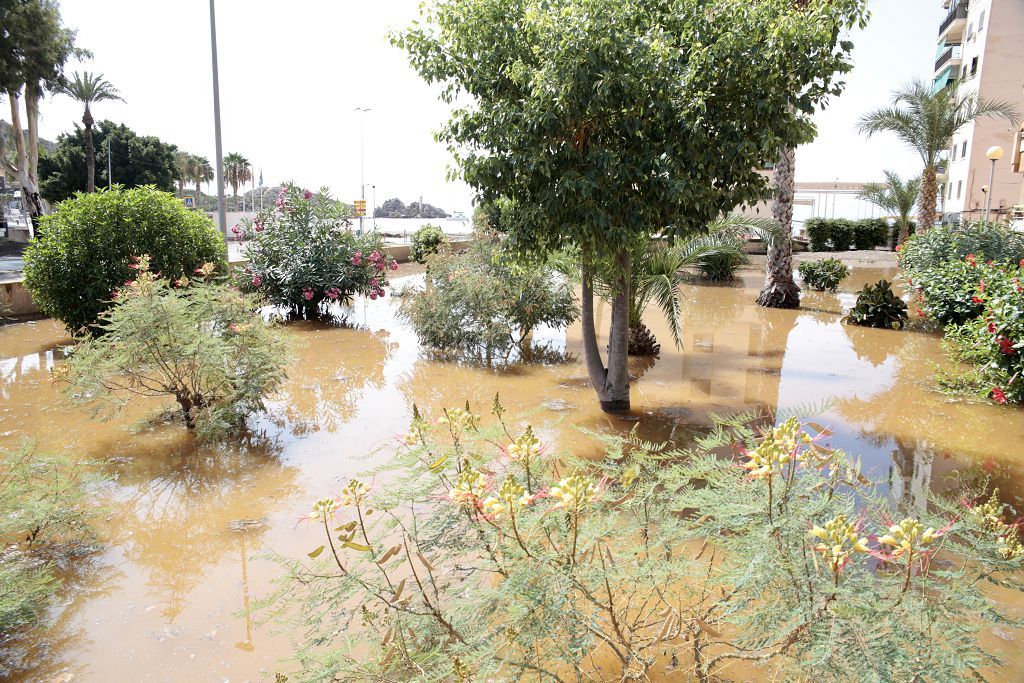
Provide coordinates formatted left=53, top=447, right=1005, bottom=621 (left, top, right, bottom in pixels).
left=1, top=264, right=1021, bottom=681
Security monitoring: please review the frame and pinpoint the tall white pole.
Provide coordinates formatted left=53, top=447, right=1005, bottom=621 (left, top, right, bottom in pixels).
left=984, top=159, right=995, bottom=223
left=107, top=136, right=112, bottom=189
left=209, top=0, right=228, bottom=239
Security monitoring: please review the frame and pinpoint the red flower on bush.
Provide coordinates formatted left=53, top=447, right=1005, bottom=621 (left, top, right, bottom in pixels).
left=303, top=288, right=314, bottom=301
left=991, top=387, right=1008, bottom=404
left=966, top=253, right=976, bottom=266
left=303, top=190, right=314, bottom=200
left=997, top=335, right=1016, bottom=355
left=971, top=295, right=984, bottom=304
left=988, top=321, right=997, bottom=334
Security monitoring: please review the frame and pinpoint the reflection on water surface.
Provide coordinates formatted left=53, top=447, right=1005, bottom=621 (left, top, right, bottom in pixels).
left=0, top=265, right=1022, bottom=680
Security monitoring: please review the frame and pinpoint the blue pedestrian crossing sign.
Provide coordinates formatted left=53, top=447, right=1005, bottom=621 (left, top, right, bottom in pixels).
left=183, top=196, right=195, bottom=209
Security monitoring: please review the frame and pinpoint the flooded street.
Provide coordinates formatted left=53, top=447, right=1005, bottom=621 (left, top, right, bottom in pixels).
left=1, top=265, right=1022, bottom=681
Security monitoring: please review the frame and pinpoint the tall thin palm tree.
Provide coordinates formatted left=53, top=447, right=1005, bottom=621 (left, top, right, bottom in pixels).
left=189, top=155, right=214, bottom=199
left=859, top=170, right=922, bottom=246
left=757, top=148, right=800, bottom=309
left=173, top=150, right=191, bottom=198
left=59, top=72, right=124, bottom=192
left=857, top=80, right=1019, bottom=232
left=223, top=152, right=252, bottom=200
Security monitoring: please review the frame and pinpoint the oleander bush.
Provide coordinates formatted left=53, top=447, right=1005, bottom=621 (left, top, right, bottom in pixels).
left=398, top=239, right=577, bottom=357
left=798, top=257, right=850, bottom=292
left=60, top=257, right=287, bottom=440
left=805, top=218, right=890, bottom=252
left=237, top=184, right=398, bottom=319
left=853, top=218, right=889, bottom=250
left=942, top=260, right=1024, bottom=405
left=23, top=186, right=226, bottom=332
left=828, top=219, right=855, bottom=252
left=0, top=445, right=97, bottom=636
left=844, top=279, right=908, bottom=329
left=411, top=224, right=449, bottom=264
left=264, top=401, right=1024, bottom=682
left=806, top=217, right=831, bottom=251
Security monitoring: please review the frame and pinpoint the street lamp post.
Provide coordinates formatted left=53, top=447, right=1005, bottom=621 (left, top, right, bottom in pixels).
left=355, top=106, right=372, bottom=233
left=935, top=171, right=948, bottom=225
left=209, top=0, right=227, bottom=239
left=984, top=146, right=1004, bottom=223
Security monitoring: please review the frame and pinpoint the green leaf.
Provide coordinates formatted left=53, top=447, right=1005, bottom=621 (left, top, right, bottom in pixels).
left=307, top=545, right=325, bottom=559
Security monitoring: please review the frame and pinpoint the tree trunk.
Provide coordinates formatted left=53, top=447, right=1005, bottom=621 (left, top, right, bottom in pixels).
left=83, top=106, right=96, bottom=193
left=898, top=218, right=910, bottom=246
left=918, top=166, right=937, bottom=233
left=581, top=252, right=632, bottom=413
left=758, top=146, right=800, bottom=309
left=7, top=89, right=43, bottom=231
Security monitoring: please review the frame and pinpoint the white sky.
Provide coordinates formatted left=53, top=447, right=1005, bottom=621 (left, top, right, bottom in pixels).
left=31, top=0, right=944, bottom=214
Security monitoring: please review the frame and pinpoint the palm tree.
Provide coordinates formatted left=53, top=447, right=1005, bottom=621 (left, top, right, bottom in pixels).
left=223, top=152, right=252, bottom=200
left=757, top=148, right=800, bottom=309
left=859, top=170, right=922, bottom=246
left=189, top=155, right=214, bottom=199
left=59, top=72, right=124, bottom=193
left=857, top=80, right=1019, bottom=232
left=592, top=215, right=781, bottom=356
left=173, top=150, right=191, bottom=198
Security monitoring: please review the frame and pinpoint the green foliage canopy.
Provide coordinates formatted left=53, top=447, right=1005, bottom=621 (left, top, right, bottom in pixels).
left=394, top=0, right=868, bottom=261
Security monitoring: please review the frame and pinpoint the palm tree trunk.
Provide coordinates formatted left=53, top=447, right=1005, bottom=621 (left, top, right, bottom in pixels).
left=758, top=146, right=800, bottom=309
left=898, top=218, right=910, bottom=246
left=83, top=106, right=95, bottom=193
left=581, top=251, right=632, bottom=413
left=918, top=166, right=936, bottom=232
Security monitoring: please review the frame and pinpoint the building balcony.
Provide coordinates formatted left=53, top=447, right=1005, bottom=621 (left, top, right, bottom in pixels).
left=932, top=65, right=961, bottom=94
left=938, top=0, right=968, bottom=42
left=934, top=44, right=962, bottom=73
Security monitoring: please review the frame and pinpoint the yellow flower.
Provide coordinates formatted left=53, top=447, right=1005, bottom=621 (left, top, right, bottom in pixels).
left=340, top=479, right=371, bottom=507
left=550, top=474, right=600, bottom=511
left=878, top=518, right=935, bottom=558
left=810, top=514, right=869, bottom=573
left=743, top=417, right=803, bottom=479
left=308, top=497, right=339, bottom=521
left=438, top=406, right=480, bottom=434
left=449, top=468, right=487, bottom=507
left=508, top=427, right=541, bottom=463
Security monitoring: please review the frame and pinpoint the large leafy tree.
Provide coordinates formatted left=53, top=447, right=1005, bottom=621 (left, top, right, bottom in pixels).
left=58, top=71, right=123, bottom=193
left=857, top=80, right=1019, bottom=232
left=0, top=0, right=80, bottom=224
left=223, top=152, right=251, bottom=198
left=859, top=170, right=921, bottom=246
left=395, top=0, right=868, bottom=412
left=38, top=120, right=177, bottom=202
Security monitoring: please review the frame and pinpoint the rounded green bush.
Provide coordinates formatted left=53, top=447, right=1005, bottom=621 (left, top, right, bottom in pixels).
left=24, top=186, right=226, bottom=331
left=411, top=224, right=448, bottom=263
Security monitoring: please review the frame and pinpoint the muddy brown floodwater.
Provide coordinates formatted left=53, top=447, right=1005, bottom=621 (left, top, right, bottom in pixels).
left=1, top=265, right=1022, bottom=681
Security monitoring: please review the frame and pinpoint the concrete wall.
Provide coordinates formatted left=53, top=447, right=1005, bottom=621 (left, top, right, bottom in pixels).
left=1, top=280, right=39, bottom=316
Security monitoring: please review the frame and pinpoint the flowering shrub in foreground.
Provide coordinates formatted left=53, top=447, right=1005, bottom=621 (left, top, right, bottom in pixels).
left=237, top=184, right=397, bottom=319
left=59, top=256, right=287, bottom=440
left=264, top=403, right=1024, bottom=682
left=944, top=259, right=1024, bottom=404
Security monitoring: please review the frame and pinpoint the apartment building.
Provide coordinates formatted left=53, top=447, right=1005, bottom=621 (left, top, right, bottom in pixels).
left=933, top=0, right=1024, bottom=223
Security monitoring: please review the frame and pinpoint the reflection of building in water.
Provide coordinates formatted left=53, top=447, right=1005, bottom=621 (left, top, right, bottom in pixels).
left=889, top=438, right=934, bottom=511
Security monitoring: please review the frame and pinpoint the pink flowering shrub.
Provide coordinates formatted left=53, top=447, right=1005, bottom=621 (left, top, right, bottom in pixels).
left=237, top=184, right=396, bottom=318
left=944, top=260, right=1024, bottom=404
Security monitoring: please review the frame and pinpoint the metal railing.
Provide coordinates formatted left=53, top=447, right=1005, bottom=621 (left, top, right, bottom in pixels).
left=934, top=44, right=962, bottom=72
left=938, top=0, right=968, bottom=36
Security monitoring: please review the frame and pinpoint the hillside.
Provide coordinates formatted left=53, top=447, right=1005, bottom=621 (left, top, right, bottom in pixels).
left=0, top=120, right=57, bottom=155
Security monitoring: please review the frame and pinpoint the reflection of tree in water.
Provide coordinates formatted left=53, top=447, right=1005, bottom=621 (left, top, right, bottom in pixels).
left=100, top=436, right=299, bottom=623
left=799, top=291, right=843, bottom=324
left=843, top=323, right=893, bottom=367
left=269, top=326, right=393, bottom=435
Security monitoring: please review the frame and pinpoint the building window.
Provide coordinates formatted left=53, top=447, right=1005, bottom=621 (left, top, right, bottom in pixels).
left=970, top=56, right=978, bottom=76
left=966, top=22, right=973, bottom=39
left=957, top=181, right=962, bottom=199
left=949, top=182, right=954, bottom=199
left=962, top=140, right=968, bottom=157
left=978, top=10, right=985, bottom=31
left=952, top=145, right=957, bottom=161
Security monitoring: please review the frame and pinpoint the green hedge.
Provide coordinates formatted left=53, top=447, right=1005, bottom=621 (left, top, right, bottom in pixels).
left=805, top=218, right=891, bottom=252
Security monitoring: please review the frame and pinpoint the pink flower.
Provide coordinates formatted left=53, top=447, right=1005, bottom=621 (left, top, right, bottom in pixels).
left=251, top=275, right=263, bottom=287
left=351, top=251, right=363, bottom=266
left=979, top=279, right=986, bottom=293
left=228, top=323, right=241, bottom=333
left=231, top=224, right=241, bottom=235
left=390, top=261, right=398, bottom=271
left=303, top=288, right=314, bottom=301
left=1019, top=258, right=1024, bottom=268
left=370, top=278, right=378, bottom=288
left=377, top=288, right=386, bottom=298
left=369, top=292, right=378, bottom=300
left=992, top=387, right=1008, bottom=404
left=303, top=190, right=314, bottom=200
left=254, top=218, right=264, bottom=232
left=326, top=287, right=340, bottom=300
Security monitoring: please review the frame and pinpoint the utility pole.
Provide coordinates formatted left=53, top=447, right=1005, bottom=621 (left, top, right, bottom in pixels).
left=107, top=136, right=112, bottom=189
left=209, top=0, right=228, bottom=238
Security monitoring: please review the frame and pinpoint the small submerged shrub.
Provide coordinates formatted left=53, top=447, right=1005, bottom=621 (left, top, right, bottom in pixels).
left=0, top=446, right=97, bottom=636
left=23, top=186, right=226, bottom=332
left=265, top=403, right=1024, bottom=682
left=398, top=239, right=578, bottom=358
left=798, top=257, right=849, bottom=292
left=59, top=256, right=287, bottom=439
left=697, top=245, right=747, bottom=281
left=411, top=224, right=449, bottom=264
left=237, top=184, right=398, bottom=319
left=844, top=279, right=908, bottom=330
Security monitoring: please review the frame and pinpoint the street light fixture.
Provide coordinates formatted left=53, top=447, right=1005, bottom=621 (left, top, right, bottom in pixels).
left=355, top=107, right=372, bottom=233
left=984, top=145, right=1004, bottom=223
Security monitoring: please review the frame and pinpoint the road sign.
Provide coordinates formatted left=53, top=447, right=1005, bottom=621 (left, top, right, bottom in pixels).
left=353, top=199, right=367, bottom=217
left=183, top=196, right=196, bottom=209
